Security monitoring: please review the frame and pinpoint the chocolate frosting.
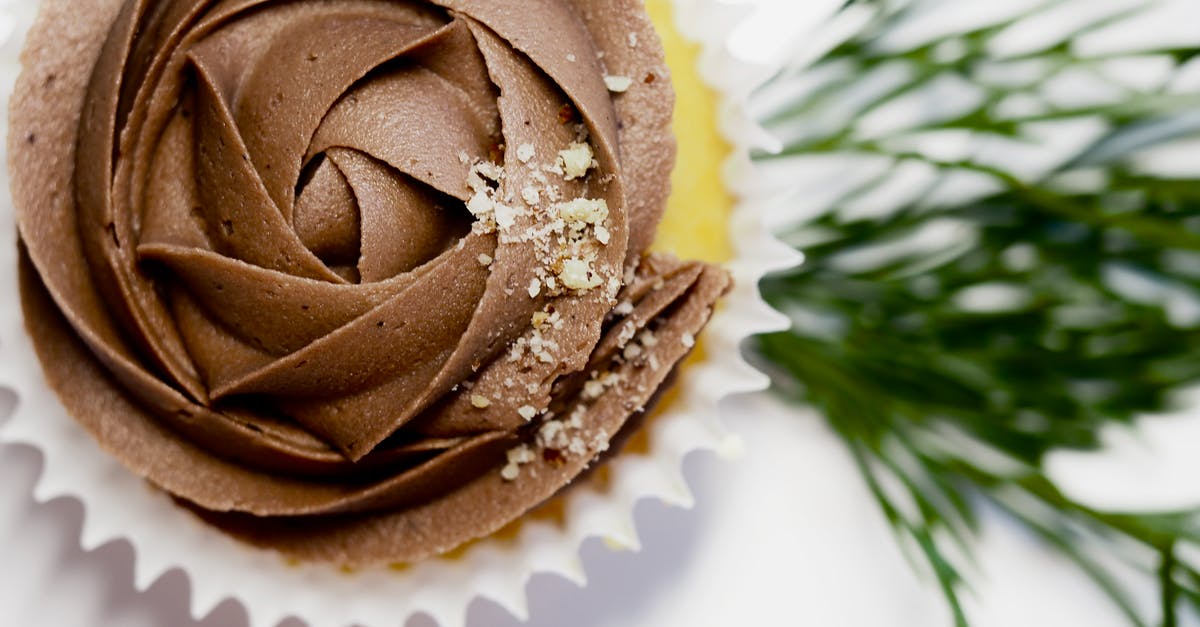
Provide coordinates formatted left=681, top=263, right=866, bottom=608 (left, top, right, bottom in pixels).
left=11, top=0, right=731, bottom=564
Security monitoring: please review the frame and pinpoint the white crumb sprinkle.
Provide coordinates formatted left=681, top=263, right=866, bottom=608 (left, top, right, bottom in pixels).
left=516, top=143, right=535, bottom=163
left=628, top=32, right=639, bottom=48
left=475, top=161, right=504, bottom=182
left=522, top=186, right=540, bottom=206
left=478, top=253, right=493, bottom=266
left=583, top=380, right=605, bottom=399
left=471, top=394, right=491, bottom=408
left=606, top=274, right=622, bottom=297
left=518, top=405, right=538, bottom=421
left=528, top=277, right=542, bottom=298
left=559, top=257, right=602, bottom=290
left=682, top=333, right=696, bottom=348
left=567, top=53, right=577, bottom=62
left=556, top=197, right=608, bottom=225
left=539, top=420, right=565, bottom=447
left=617, top=322, right=637, bottom=345
left=493, top=203, right=519, bottom=230
left=595, top=225, right=611, bottom=245
left=508, top=444, right=535, bottom=464
left=501, top=444, right=537, bottom=480
left=467, top=191, right=494, bottom=218
left=604, top=75, right=634, bottom=93
left=557, top=142, right=595, bottom=180
left=567, top=405, right=588, bottom=429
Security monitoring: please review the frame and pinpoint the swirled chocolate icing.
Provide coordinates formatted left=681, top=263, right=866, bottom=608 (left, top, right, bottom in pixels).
left=11, top=0, right=731, bottom=564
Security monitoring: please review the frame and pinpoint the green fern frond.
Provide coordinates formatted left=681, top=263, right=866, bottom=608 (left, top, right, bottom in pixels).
left=754, top=0, right=1200, bottom=623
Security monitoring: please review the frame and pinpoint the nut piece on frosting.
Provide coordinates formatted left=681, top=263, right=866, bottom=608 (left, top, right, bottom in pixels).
left=10, top=0, right=731, bottom=566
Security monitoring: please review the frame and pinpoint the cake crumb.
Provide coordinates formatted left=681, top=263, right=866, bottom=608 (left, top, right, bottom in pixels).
left=471, top=394, right=492, bottom=409
left=617, top=321, right=638, bottom=346
left=604, top=75, right=634, bottom=93
left=583, top=380, right=605, bottom=399
left=559, top=257, right=602, bottom=290
left=556, top=197, right=608, bottom=225
left=501, top=444, right=537, bottom=481
left=595, top=225, right=611, bottom=245
left=474, top=161, right=504, bottom=182
left=467, top=191, right=494, bottom=219
left=509, top=445, right=536, bottom=465
left=493, top=202, right=519, bottom=230
left=522, top=186, right=540, bottom=206
left=539, top=420, right=566, bottom=448
left=557, top=142, right=595, bottom=180
left=606, top=275, right=622, bottom=297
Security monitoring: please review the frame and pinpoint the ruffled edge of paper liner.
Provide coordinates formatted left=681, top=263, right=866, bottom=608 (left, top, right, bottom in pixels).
left=0, top=0, right=800, bottom=625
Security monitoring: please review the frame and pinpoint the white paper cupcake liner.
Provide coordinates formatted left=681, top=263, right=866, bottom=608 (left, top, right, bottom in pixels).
left=0, top=1, right=798, bottom=625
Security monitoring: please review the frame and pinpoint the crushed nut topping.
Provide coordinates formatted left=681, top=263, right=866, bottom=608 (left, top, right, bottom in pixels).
left=604, top=75, right=634, bottom=93
left=557, top=142, right=595, bottom=180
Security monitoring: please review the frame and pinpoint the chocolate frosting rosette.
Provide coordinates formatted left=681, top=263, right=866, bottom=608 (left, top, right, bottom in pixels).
left=9, top=0, right=731, bottom=564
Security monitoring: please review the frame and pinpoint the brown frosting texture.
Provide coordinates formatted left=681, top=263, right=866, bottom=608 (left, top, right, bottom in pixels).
left=11, top=0, right=731, bottom=564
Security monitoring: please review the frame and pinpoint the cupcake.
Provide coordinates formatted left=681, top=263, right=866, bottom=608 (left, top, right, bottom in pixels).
left=9, top=0, right=733, bottom=567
